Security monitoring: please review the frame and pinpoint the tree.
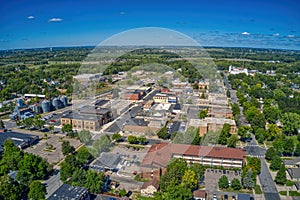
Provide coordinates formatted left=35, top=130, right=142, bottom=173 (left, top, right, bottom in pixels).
left=85, top=169, right=104, bottom=193
left=198, top=109, right=208, bottom=119
left=0, top=175, right=21, bottom=200
left=231, top=178, right=242, bottom=191
left=218, top=175, right=229, bottom=189
left=227, top=134, right=239, bottom=148
left=189, top=163, right=204, bottom=181
left=218, top=124, right=231, bottom=145
left=92, top=135, right=111, bottom=153
left=28, top=181, right=46, bottom=200
left=163, top=180, right=193, bottom=200
left=255, top=128, right=267, bottom=144
left=159, top=158, right=187, bottom=192
left=0, top=119, right=5, bottom=128
left=78, top=130, right=92, bottom=144
left=138, top=135, right=147, bottom=144
left=71, top=168, right=86, bottom=187
left=33, top=115, right=45, bottom=130
left=266, top=124, right=280, bottom=141
left=172, top=127, right=200, bottom=145
left=23, top=117, right=34, bottom=129
left=294, top=143, right=300, bottom=156
left=128, top=135, right=138, bottom=144
left=118, top=189, right=127, bottom=197
left=265, top=147, right=278, bottom=161
left=62, top=141, right=75, bottom=156
left=76, top=146, right=94, bottom=166
left=112, top=132, right=122, bottom=142
left=242, top=169, right=254, bottom=189
left=273, top=139, right=284, bottom=154
left=0, top=140, right=22, bottom=173
left=157, top=126, right=169, bottom=139
left=263, top=106, right=279, bottom=124
left=281, top=112, right=300, bottom=135
left=62, top=124, right=73, bottom=136
left=231, top=103, right=240, bottom=116
left=181, top=169, right=197, bottom=189
left=270, top=156, right=282, bottom=171
left=283, top=138, right=295, bottom=156
left=275, top=164, right=287, bottom=185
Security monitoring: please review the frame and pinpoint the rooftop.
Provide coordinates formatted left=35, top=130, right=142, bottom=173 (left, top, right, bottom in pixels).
left=141, top=143, right=246, bottom=169
left=90, top=152, right=121, bottom=171
left=284, top=157, right=300, bottom=166
left=141, top=178, right=159, bottom=190
left=193, top=190, right=206, bottom=198
left=0, top=131, right=38, bottom=151
left=47, top=183, right=89, bottom=200
left=288, top=168, right=300, bottom=179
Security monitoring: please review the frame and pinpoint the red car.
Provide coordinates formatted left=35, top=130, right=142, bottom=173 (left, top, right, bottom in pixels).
left=50, top=119, right=56, bottom=123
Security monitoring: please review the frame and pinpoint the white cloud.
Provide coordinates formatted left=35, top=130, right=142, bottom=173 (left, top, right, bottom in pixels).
left=241, top=32, right=250, bottom=35
left=27, top=16, right=35, bottom=19
left=273, top=33, right=280, bottom=36
left=119, top=11, right=126, bottom=15
left=48, top=18, right=63, bottom=22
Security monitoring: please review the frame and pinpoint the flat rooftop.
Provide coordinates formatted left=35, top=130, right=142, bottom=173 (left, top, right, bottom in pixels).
left=0, top=131, right=38, bottom=151
left=47, top=183, right=89, bottom=200
left=90, top=152, right=121, bottom=171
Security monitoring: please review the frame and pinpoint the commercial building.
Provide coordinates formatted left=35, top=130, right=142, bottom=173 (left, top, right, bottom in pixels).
left=153, top=93, right=177, bottom=104
left=0, top=131, right=39, bottom=153
left=90, top=152, right=121, bottom=172
left=47, top=183, right=90, bottom=200
left=61, top=108, right=113, bottom=131
left=188, top=117, right=237, bottom=136
left=141, top=143, right=246, bottom=170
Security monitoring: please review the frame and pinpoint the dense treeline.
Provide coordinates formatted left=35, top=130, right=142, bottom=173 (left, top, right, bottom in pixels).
left=0, top=140, right=52, bottom=199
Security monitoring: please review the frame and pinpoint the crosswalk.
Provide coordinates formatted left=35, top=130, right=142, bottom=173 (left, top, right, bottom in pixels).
left=248, top=154, right=264, bottom=158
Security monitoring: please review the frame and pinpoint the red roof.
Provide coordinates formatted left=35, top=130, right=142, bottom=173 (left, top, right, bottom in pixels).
left=141, top=143, right=246, bottom=168
left=193, top=190, right=206, bottom=198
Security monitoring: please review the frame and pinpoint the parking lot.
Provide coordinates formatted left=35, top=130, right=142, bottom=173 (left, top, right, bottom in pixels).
left=205, top=169, right=242, bottom=195
left=25, top=134, right=82, bottom=164
left=111, top=145, right=148, bottom=176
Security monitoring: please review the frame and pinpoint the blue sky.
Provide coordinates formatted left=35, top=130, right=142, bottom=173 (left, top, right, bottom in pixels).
left=0, top=0, right=299, bottom=50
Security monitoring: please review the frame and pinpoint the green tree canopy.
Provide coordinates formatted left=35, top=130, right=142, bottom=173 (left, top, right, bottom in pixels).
left=112, top=132, right=122, bottom=142
left=227, top=134, right=239, bottom=148
left=61, top=141, right=75, bottom=156
left=242, top=169, right=254, bottom=190
left=231, top=178, right=242, bottom=191
left=128, top=135, right=138, bottom=144
left=218, top=175, right=229, bottom=189
left=270, top=156, right=282, bottom=171
left=265, top=147, right=278, bottom=161
left=275, top=164, right=287, bottom=185
left=78, top=130, right=92, bottom=144
left=28, top=181, right=46, bottom=200
left=181, top=169, right=197, bottom=189
left=281, top=112, right=300, bottom=135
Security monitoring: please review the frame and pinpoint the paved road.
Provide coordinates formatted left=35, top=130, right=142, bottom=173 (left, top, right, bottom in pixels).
left=249, top=136, right=280, bottom=200
left=44, top=171, right=63, bottom=199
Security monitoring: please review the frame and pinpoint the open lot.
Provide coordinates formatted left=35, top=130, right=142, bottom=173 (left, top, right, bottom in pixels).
left=25, top=134, right=82, bottom=165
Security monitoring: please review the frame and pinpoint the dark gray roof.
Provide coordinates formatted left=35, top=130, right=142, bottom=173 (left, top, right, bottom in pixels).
left=0, top=131, right=38, bottom=150
left=90, top=152, right=121, bottom=170
left=62, top=112, right=99, bottom=121
left=288, top=168, right=300, bottom=179
left=237, top=194, right=251, bottom=200
left=127, top=118, right=148, bottom=126
left=284, top=157, right=300, bottom=166
left=47, top=183, right=89, bottom=200
left=79, top=106, right=111, bottom=115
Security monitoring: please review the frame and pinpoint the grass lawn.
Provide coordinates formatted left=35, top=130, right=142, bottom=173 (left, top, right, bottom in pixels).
left=254, top=185, right=262, bottom=194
